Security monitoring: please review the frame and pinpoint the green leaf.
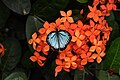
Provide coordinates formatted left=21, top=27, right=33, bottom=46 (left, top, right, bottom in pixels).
left=26, top=16, right=43, bottom=52
left=109, top=75, right=120, bottom=80
left=106, top=11, right=119, bottom=42
left=4, top=72, right=27, bottom=80
left=108, top=21, right=119, bottom=42
left=2, top=0, right=31, bottom=15
left=0, top=1, right=10, bottom=29
left=21, top=51, right=36, bottom=69
left=76, top=0, right=88, bottom=3
left=74, top=69, right=85, bottom=80
left=1, top=37, right=21, bottom=71
left=103, top=37, right=120, bottom=72
left=97, top=70, right=109, bottom=80
left=106, top=11, right=115, bottom=21
left=97, top=70, right=120, bottom=80
left=31, top=0, right=69, bottom=21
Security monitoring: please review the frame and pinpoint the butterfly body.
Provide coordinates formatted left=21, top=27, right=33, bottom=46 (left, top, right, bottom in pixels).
left=46, top=29, right=71, bottom=51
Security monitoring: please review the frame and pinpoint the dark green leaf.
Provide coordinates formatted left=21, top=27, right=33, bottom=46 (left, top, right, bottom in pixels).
left=108, top=21, right=119, bottom=42
left=0, top=1, right=10, bottom=29
left=103, top=37, right=120, bottom=72
left=21, top=51, right=35, bottom=69
left=97, top=70, right=120, bottom=80
left=97, top=70, right=108, bottom=80
left=31, top=0, right=69, bottom=21
left=109, top=75, right=120, bottom=80
left=74, top=69, right=85, bottom=80
left=26, top=16, right=43, bottom=52
left=4, top=72, right=27, bottom=80
left=1, top=37, right=21, bottom=71
left=76, top=0, right=88, bottom=3
left=106, top=11, right=115, bottom=21
left=2, top=0, right=31, bottom=15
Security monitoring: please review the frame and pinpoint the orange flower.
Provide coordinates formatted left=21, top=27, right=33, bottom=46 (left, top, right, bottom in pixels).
left=36, top=41, right=50, bottom=55
left=87, top=5, right=102, bottom=22
left=0, top=43, right=5, bottom=56
left=76, top=59, right=84, bottom=70
left=71, top=29, right=85, bottom=47
left=64, top=56, right=77, bottom=69
left=40, top=21, right=55, bottom=35
left=106, top=0, right=117, bottom=11
left=28, top=32, right=40, bottom=50
left=60, top=10, right=74, bottom=23
left=81, top=52, right=94, bottom=65
left=55, top=59, right=70, bottom=77
left=30, top=51, right=46, bottom=66
left=89, top=39, right=103, bottom=54
left=63, top=21, right=75, bottom=35
left=100, top=5, right=110, bottom=16
left=91, top=51, right=105, bottom=63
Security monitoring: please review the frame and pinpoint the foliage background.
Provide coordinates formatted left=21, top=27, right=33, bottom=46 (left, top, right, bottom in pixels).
left=0, top=0, right=120, bottom=80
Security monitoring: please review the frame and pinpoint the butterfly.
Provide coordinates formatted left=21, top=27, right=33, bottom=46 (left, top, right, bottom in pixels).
left=46, top=29, right=72, bottom=51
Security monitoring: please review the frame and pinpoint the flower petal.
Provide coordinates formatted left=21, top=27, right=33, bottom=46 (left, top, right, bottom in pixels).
left=91, top=54, right=98, bottom=59
left=89, top=46, right=96, bottom=52
left=71, top=36, right=77, bottom=42
left=96, top=57, right=102, bottom=63
left=60, top=17, right=66, bottom=23
left=60, top=11, right=66, bottom=16
left=76, top=39, right=82, bottom=47
left=56, top=59, right=63, bottom=65
left=81, top=59, right=87, bottom=65
left=67, top=10, right=72, bottom=16
left=30, top=56, right=37, bottom=62
left=67, top=17, right=74, bottom=23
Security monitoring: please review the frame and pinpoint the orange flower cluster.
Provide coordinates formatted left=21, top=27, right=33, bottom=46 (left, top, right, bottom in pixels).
left=0, top=43, right=4, bottom=57
left=28, top=1, right=115, bottom=76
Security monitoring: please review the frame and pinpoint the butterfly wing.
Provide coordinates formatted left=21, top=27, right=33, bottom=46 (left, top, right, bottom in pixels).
left=46, top=30, right=71, bottom=50
left=46, top=31, right=59, bottom=50
left=58, top=30, right=71, bottom=50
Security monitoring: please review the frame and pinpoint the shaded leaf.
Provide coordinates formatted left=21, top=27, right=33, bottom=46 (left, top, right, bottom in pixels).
left=1, top=37, right=21, bottom=71
left=4, top=72, right=27, bottom=80
left=97, top=70, right=120, bottom=80
left=21, top=51, right=36, bottom=69
left=74, top=69, right=85, bottom=80
left=103, top=37, right=120, bottom=72
left=106, top=11, right=119, bottom=42
left=97, top=70, right=109, bottom=80
left=106, top=11, right=115, bottom=21
left=76, top=0, right=88, bottom=3
left=31, top=0, right=69, bottom=21
left=108, top=21, right=119, bottom=42
left=109, top=75, right=120, bottom=80
left=26, top=16, right=43, bottom=52
left=2, top=0, right=31, bottom=15
left=0, top=0, right=10, bottom=29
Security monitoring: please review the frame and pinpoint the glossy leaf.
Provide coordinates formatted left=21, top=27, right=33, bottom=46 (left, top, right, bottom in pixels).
left=4, top=72, right=27, bottom=80
left=2, top=0, right=31, bottom=15
left=0, top=0, right=10, bottom=29
left=31, top=0, right=69, bottom=21
left=1, top=37, right=21, bottom=71
left=74, top=69, right=85, bottom=80
left=103, top=37, right=120, bottom=72
left=26, top=16, right=43, bottom=52
left=76, top=0, right=88, bottom=3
